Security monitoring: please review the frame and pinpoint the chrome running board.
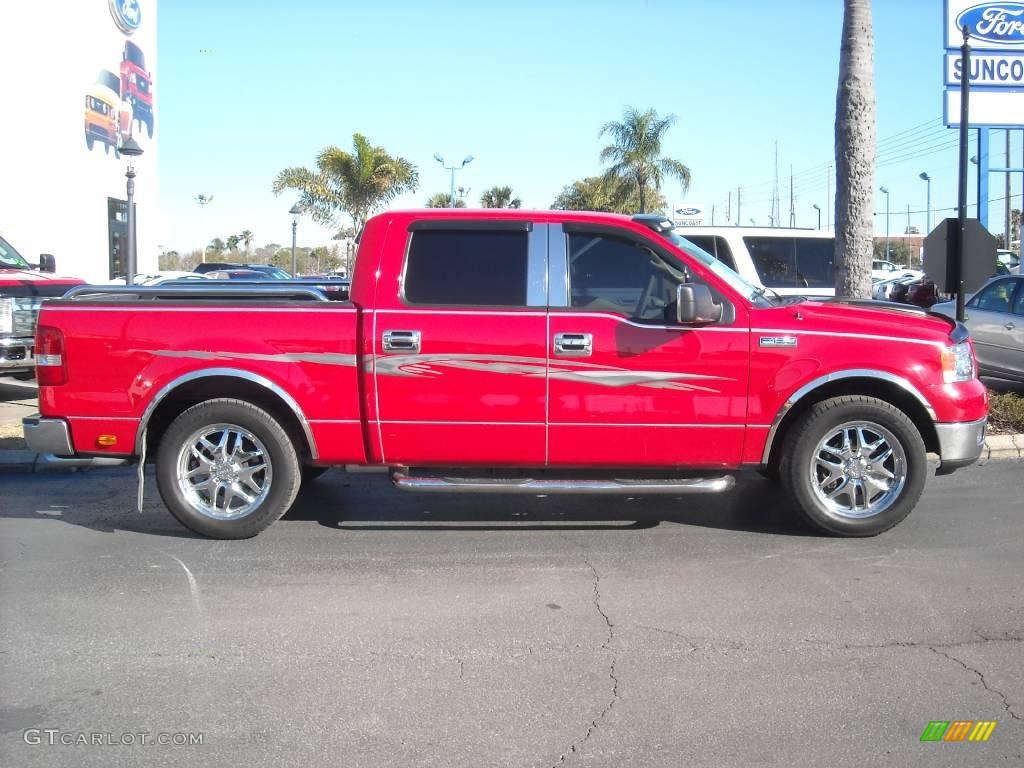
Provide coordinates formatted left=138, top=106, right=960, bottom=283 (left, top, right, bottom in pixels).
left=391, top=469, right=734, bottom=495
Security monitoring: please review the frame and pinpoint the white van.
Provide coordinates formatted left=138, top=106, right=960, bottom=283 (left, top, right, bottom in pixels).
left=674, top=226, right=836, bottom=297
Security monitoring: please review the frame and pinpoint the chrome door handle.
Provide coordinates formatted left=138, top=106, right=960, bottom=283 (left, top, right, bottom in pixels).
left=1005, top=322, right=1016, bottom=330
left=382, top=330, right=421, bottom=353
left=553, top=332, right=592, bottom=357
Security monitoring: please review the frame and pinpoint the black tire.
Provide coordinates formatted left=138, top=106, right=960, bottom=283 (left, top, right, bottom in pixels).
left=779, top=395, right=927, bottom=537
left=155, top=398, right=301, bottom=539
left=86, top=133, right=95, bottom=151
left=12, top=371, right=35, bottom=381
left=145, top=117, right=153, bottom=138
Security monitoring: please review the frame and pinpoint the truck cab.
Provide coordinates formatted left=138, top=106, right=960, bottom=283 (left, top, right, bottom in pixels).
left=0, top=234, right=84, bottom=379
left=120, top=41, right=153, bottom=138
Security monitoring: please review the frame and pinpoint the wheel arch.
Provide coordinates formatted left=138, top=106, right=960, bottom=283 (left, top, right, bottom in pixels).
left=762, top=370, right=939, bottom=468
left=136, top=368, right=317, bottom=461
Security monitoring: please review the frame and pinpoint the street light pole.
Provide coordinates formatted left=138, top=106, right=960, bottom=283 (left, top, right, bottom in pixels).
left=919, top=172, right=931, bottom=233
left=879, top=186, right=890, bottom=258
left=434, top=153, right=474, bottom=207
left=289, top=203, right=303, bottom=276
left=812, top=203, right=821, bottom=230
left=120, top=137, right=144, bottom=285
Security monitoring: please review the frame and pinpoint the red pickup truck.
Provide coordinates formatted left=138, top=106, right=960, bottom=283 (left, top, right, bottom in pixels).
left=24, top=210, right=987, bottom=539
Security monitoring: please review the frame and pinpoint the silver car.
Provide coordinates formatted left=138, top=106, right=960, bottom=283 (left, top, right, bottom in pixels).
left=932, top=275, right=1024, bottom=382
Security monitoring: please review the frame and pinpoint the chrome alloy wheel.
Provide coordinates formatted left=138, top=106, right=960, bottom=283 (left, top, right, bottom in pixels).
left=809, top=421, right=907, bottom=519
left=175, top=423, right=273, bottom=520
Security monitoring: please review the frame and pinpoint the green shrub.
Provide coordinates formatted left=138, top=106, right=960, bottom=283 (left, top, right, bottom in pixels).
left=988, top=391, right=1024, bottom=434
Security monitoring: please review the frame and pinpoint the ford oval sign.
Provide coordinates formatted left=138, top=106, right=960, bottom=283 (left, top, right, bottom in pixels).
left=675, top=207, right=702, bottom=216
left=109, top=0, right=141, bottom=35
left=956, top=2, right=1024, bottom=46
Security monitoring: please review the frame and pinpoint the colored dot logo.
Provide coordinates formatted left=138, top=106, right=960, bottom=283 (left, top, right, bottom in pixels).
left=200, top=49, right=213, bottom=53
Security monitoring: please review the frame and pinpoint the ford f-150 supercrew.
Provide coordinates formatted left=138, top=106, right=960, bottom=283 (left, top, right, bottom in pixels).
left=23, top=210, right=988, bottom=539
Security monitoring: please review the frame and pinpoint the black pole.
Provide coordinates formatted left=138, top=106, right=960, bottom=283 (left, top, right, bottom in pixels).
left=126, top=166, right=136, bottom=286
left=956, top=26, right=971, bottom=324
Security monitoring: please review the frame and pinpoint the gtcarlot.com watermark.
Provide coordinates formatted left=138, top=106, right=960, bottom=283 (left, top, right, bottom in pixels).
left=23, top=729, right=203, bottom=747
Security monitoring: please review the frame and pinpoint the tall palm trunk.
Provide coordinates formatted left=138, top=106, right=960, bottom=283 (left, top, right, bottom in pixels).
left=834, top=0, right=876, bottom=299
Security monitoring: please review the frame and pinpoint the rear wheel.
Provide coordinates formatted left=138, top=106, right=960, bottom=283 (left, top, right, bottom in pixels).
left=779, top=396, right=927, bottom=536
left=155, top=399, right=301, bottom=539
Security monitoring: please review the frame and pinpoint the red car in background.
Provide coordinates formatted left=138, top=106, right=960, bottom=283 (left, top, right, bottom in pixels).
left=120, top=40, right=153, bottom=138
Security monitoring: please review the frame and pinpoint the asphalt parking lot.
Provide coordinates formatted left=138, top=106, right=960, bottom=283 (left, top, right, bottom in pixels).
left=1, top=461, right=1021, bottom=767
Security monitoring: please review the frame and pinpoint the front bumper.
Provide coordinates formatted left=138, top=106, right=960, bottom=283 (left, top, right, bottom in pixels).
left=0, top=336, right=34, bottom=374
left=935, top=417, right=987, bottom=475
left=23, top=415, right=74, bottom=456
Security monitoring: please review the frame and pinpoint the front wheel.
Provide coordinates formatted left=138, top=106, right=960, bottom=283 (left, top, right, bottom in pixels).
left=779, top=396, right=927, bottom=537
left=155, top=399, right=301, bottom=538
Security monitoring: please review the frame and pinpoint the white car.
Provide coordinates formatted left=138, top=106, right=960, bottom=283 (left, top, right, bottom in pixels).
left=107, top=271, right=210, bottom=286
left=872, top=259, right=923, bottom=281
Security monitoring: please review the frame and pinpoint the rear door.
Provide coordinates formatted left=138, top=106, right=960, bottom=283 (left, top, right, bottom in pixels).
left=546, top=225, right=750, bottom=468
left=373, top=221, right=548, bottom=466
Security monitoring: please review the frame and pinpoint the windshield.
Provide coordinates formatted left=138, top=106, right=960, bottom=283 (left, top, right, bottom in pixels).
left=0, top=235, right=31, bottom=269
left=97, top=69, right=120, bottom=93
left=661, top=230, right=774, bottom=307
left=125, top=42, right=146, bottom=69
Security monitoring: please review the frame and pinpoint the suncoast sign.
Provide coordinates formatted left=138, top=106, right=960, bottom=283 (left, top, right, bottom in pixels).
left=944, top=1, right=1024, bottom=127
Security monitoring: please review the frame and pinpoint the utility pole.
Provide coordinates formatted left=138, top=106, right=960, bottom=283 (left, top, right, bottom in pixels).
left=772, top=141, right=780, bottom=227
left=1006, top=129, right=1012, bottom=247
left=826, top=164, right=832, bottom=232
left=788, top=164, right=795, bottom=227
left=711, top=203, right=715, bottom=225
left=726, top=191, right=731, bottom=224
left=737, top=187, right=742, bottom=226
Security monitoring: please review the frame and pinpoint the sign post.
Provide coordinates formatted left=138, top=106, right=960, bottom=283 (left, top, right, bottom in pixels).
left=957, top=26, right=971, bottom=323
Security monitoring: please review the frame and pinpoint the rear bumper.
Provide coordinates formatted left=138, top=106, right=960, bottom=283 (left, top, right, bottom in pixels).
left=0, top=337, right=34, bottom=374
left=935, top=417, right=987, bottom=475
left=23, top=415, right=74, bottom=456
left=22, top=415, right=130, bottom=467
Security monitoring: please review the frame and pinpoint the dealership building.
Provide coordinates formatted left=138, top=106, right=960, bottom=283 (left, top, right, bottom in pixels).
left=0, top=0, right=158, bottom=282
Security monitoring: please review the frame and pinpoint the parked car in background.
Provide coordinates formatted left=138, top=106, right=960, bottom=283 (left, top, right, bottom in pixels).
left=108, top=271, right=210, bottom=286
left=872, top=259, right=922, bottom=281
left=193, top=263, right=291, bottom=279
left=872, top=275, right=918, bottom=301
left=674, top=227, right=836, bottom=297
left=0, top=232, right=84, bottom=379
left=996, top=249, right=1019, bottom=270
left=932, top=275, right=1024, bottom=382
left=206, top=269, right=272, bottom=280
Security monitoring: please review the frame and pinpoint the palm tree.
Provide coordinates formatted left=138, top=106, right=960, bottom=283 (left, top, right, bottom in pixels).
left=834, top=0, right=876, bottom=298
left=226, top=234, right=240, bottom=253
left=207, top=237, right=226, bottom=257
left=551, top=176, right=667, bottom=214
left=480, top=186, right=521, bottom=208
left=599, top=107, right=690, bottom=213
left=425, top=192, right=466, bottom=208
left=240, top=230, right=254, bottom=258
left=273, top=134, right=419, bottom=232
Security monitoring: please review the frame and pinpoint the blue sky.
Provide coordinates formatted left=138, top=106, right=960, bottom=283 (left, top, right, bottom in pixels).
left=157, top=0, right=1017, bottom=253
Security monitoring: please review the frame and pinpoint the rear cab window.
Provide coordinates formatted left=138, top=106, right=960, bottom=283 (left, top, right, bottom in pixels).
left=403, top=229, right=528, bottom=306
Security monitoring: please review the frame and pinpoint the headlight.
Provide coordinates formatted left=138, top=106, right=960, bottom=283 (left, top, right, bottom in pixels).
left=941, top=341, right=975, bottom=383
left=0, top=297, right=13, bottom=335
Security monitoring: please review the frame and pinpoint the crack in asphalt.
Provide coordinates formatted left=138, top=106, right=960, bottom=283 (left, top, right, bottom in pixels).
left=551, top=543, right=620, bottom=768
left=928, top=646, right=1022, bottom=722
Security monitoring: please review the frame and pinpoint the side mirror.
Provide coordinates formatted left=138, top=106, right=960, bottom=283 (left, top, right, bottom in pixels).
left=38, top=253, right=56, bottom=273
left=676, top=283, right=723, bottom=325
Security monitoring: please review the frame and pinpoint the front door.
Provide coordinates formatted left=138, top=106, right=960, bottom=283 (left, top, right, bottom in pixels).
left=374, top=223, right=548, bottom=466
left=547, top=228, right=750, bottom=468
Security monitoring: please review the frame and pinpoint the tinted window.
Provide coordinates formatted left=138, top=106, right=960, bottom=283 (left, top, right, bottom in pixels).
left=794, top=238, right=835, bottom=288
left=568, top=233, right=682, bottom=321
left=680, top=235, right=737, bottom=271
left=972, top=278, right=1015, bottom=313
left=404, top=230, right=528, bottom=306
left=745, top=236, right=833, bottom=288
